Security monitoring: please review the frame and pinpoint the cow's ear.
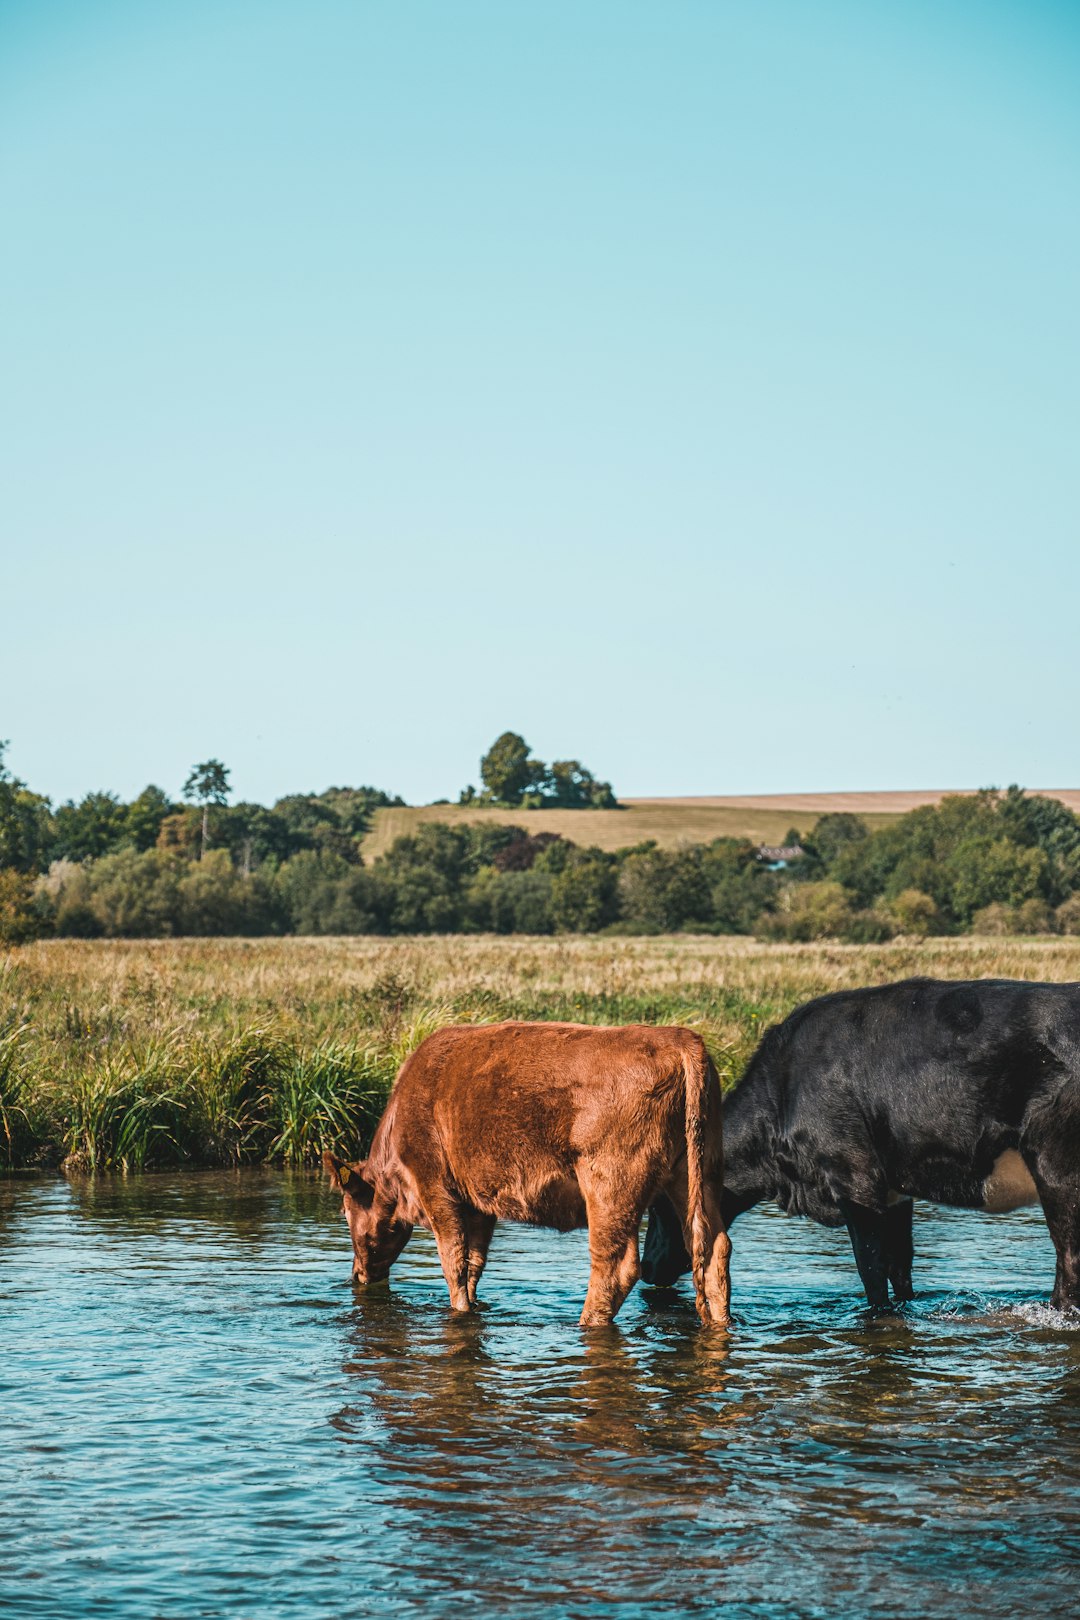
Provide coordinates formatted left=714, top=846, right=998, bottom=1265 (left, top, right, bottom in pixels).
left=322, top=1151, right=374, bottom=1204
left=322, top=1149, right=347, bottom=1187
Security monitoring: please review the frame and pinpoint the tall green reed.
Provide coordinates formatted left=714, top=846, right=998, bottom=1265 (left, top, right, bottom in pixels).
left=0, top=1020, right=35, bottom=1166
left=268, top=1038, right=392, bottom=1166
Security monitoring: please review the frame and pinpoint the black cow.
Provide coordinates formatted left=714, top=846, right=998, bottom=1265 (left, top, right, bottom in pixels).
left=641, top=978, right=1080, bottom=1311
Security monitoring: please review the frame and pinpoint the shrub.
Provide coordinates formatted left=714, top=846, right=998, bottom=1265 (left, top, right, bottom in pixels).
left=491, top=830, right=563, bottom=872
left=1013, top=898, right=1054, bottom=934
left=0, top=869, right=43, bottom=944
left=973, top=897, right=1055, bottom=936
left=764, top=882, right=856, bottom=942
left=842, top=909, right=895, bottom=944
left=84, top=849, right=184, bottom=937
left=1056, top=894, right=1080, bottom=936
left=176, top=851, right=281, bottom=935
left=886, top=888, right=940, bottom=938
left=972, top=903, right=1014, bottom=936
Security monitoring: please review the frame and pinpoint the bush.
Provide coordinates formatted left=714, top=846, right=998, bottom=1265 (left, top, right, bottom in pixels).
left=0, top=870, right=42, bottom=945
left=764, top=882, right=856, bottom=942
left=886, top=888, right=940, bottom=938
left=1013, top=898, right=1054, bottom=934
left=491, top=830, right=563, bottom=872
left=1056, top=895, right=1080, bottom=935
left=973, top=897, right=1055, bottom=936
left=843, top=909, right=895, bottom=944
left=54, top=902, right=104, bottom=939
left=972, top=903, right=1015, bottom=936
left=177, top=851, right=281, bottom=935
left=77, top=849, right=183, bottom=938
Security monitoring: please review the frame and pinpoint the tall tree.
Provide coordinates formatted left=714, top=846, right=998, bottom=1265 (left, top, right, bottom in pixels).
left=52, top=792, right=128, bottom=861
left=479, top=732, right=541, bottom=806
left=0, top=741, right=54, bottom=872
left=182, top=760, right=231, bottom=860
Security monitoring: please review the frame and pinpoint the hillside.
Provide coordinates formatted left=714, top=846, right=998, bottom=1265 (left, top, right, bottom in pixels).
left=360, top=788, right=1080, bottom=860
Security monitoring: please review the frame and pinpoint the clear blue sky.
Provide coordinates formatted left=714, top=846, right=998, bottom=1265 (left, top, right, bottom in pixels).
left=2, top=0, right=1078, bottom=808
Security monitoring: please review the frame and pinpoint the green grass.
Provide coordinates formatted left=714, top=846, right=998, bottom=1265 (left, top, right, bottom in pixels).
left=3, top=932, right=1080, bottom=1172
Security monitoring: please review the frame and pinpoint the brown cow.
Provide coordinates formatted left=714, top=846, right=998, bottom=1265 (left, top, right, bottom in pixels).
left=323, top=1021, right=731, bottom=1327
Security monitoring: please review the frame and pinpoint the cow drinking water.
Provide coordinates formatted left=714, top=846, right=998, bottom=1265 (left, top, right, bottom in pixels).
left=324, top=1020, right=731, bottom=1327
left=642, top=978, right=1080, bottom=1312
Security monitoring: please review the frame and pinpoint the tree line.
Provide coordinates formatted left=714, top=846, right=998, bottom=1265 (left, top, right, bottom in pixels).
left=2, top=741, right=1079, bottom=941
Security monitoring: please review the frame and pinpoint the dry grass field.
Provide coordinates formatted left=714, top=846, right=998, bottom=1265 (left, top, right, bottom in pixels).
left=3, top=934, right=1079, bottom=1172
left=361, top=789, right=1080, bottom=858
left=361, top=797, right=894, bottom=859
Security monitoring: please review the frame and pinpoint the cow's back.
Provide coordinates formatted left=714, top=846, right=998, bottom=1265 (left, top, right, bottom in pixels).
left=728, top=978, right=1080, bottom=1220
left=383, top=1021, right=714, bottom=1228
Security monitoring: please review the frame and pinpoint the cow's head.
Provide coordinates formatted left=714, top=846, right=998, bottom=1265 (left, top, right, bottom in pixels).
left=323, top=1151, right=414, bottom=1284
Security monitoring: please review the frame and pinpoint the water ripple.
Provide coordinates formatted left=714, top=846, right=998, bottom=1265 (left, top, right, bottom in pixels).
left=0, top=1176, right=1077, bottom=1618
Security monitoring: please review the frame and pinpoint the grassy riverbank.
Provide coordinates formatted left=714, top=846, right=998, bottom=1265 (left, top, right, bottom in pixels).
left=3, top=935, right=1079, bottom=1171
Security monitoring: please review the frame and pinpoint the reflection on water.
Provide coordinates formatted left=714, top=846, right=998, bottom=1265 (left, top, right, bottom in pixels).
left=1, top=1173, right=1078, bottom=1618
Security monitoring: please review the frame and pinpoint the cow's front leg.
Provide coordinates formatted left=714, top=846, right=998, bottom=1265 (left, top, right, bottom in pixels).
left=465, top=1209, right=496, bottom=1305
left=641, top=1196, right=691, bottom=1286
left=884, top=1199, right=915, bottom=1303
left=426, top=1195, right=472, bottom=1312
left=840, top=1199, right=891, bottom=1311
left=581, top=1216, right=640, bottom=1328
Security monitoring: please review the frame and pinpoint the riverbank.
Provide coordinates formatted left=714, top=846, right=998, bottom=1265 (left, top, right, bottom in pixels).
left=4, top=935, right=1079, bottom=1171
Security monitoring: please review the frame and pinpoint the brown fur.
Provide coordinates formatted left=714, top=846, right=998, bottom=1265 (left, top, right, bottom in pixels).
left=324, top=1021, right=731, bottom=1327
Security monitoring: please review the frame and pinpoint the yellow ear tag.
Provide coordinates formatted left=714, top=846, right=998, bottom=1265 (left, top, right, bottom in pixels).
left=338, top=1170, right=351, bottom=1191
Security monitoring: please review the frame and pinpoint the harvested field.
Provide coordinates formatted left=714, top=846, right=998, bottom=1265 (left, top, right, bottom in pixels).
left=361, top=789, right=1080, bottom=858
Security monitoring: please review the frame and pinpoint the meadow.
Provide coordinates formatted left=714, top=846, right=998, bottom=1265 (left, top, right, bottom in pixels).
left=3, top=933, right=1079, bottom=1174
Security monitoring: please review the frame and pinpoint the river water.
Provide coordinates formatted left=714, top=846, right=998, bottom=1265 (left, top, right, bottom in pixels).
left=1, top=1172, right=1077, bottom=1619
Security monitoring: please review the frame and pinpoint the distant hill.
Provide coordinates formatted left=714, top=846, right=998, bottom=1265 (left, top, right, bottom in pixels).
left=359, top=789, right=1080, bottom=860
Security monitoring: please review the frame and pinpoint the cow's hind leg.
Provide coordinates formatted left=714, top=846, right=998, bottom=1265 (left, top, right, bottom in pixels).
left=665, top=1180, right=731, bottom=1327
left=465, top=1209, right=496, bottom=1305
left=885, top=1199, right=915, bottom=1303
left=580, top=1213, right=640, bottom=1328
left=840, top=1199, right=891, bottom=1311
left=1031, top=1172, right=1080, bottom=1312
left=425, top=1194, right=473, bottom=1312
left=699, top=1193, right=732, bottom=1328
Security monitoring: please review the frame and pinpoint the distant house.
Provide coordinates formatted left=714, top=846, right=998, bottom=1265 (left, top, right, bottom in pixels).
left=756, top=844, right=805, bottom=870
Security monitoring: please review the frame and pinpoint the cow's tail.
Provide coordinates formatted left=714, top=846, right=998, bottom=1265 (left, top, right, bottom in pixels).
left=683, top=1036, right=717, bottom=1325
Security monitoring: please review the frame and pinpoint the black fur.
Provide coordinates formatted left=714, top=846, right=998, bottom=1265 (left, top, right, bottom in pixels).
left=641, top=977, right=1080, bottom=1310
